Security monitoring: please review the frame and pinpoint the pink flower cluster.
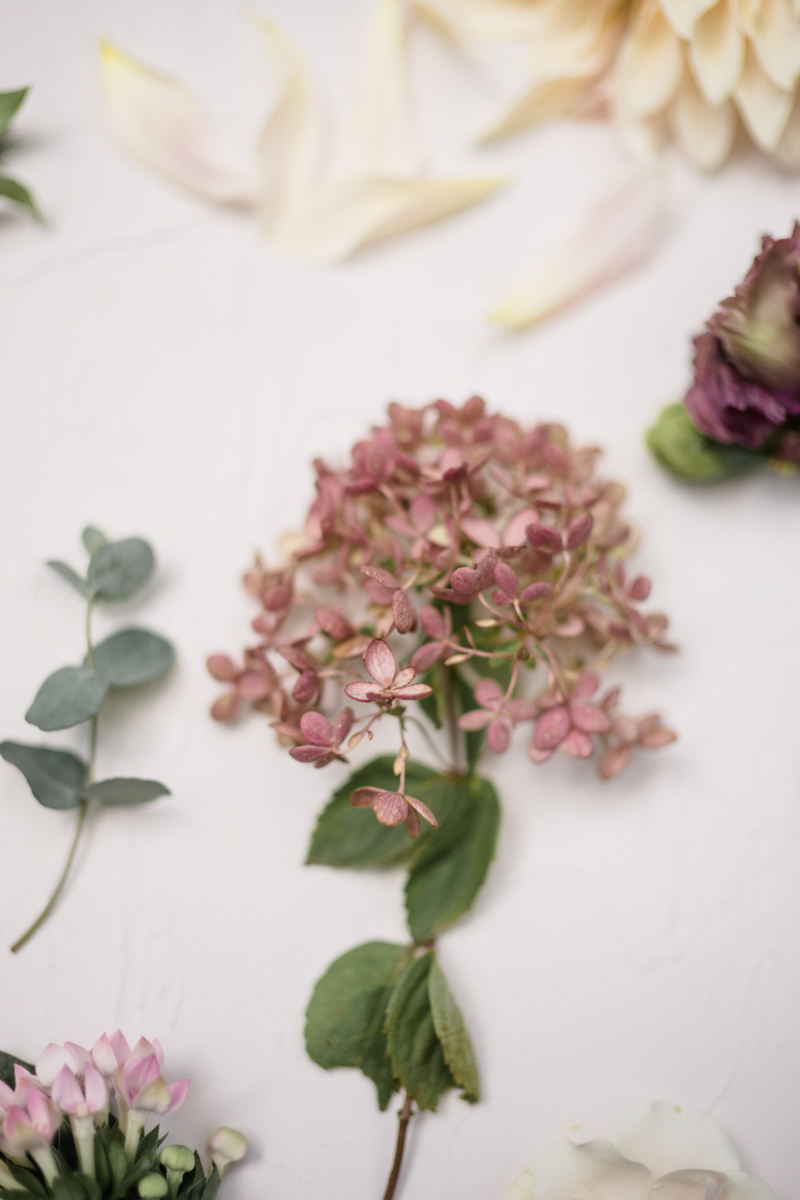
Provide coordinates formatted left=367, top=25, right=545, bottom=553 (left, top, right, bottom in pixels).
left=209, top=399, right=675, bottom=825
left=0, top=1032, right=188, bottom=1182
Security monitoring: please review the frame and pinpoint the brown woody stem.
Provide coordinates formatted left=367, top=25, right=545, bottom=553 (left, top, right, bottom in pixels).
left=381, top=1093, right=414, bottom=1200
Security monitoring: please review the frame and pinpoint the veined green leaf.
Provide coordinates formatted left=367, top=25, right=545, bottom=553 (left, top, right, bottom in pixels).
left=385, top=951, right=453, bottom=1111
left=90, top=627, right=174, bottom=687
left=305, top=940, right=408, bottom=1110
left=428, top=958, right=479, bottom=1102
left=81, top=778, right=170, bottom=806
left=0, top=175, right=41, bottom=219
left=0, top=87, right=29, bottom=139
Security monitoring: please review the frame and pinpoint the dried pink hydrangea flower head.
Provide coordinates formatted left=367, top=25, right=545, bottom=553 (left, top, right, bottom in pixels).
left=209, top=398, right=675, bottom=819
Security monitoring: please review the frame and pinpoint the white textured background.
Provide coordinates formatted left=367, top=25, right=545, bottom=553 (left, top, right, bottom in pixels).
left=1, top=2, right=799, bottom=1197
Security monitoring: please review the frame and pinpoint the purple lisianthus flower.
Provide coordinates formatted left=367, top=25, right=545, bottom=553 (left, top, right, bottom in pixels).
left=684, top=331, right=800, bottom=450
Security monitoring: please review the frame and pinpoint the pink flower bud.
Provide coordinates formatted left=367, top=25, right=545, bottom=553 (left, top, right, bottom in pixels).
left=628, top=575, right=652, bottom=601
left=210, top=692, right=243, bottom=722
left=493, top=562, right=519, bottom=598
left=315, top=607, right=353, bottom=641
left=565, top=512, right=593, bottom=549
left=519, top=582, right=552, bottom=604
left=206, top=655, right=237, bottom=682
left=392, top=589, right=417, bottom=634
left=292, top=670, right=318, bottom=703
left=207, top=1127, right=247, bottom=1177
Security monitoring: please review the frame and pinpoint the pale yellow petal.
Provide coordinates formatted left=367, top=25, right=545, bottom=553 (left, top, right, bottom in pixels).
left=340, top=0, right=424, bottom=180
left=661, top=0, right=717, bottom=37
left=276, top=175, right=505, bottom=262
left=670, top=65, right=737, bottom=167
left=98, top=40, right=258, bottom=206
left=773, top=81, right=800, bottom=164
left=689, top=0, right=744, bottom=104
left=409, top=0, right=470, bottom=45
left=618, top=1, right=684, bottom=117
left=735, top=42, right=794, bottom=147
left=500, top=1166, right=534, bottom=1200
left=490, top=163, right=667, bottom=330
left=254, top=17, right=324, bottom=233
left=750, top=0, right=800, bottom=90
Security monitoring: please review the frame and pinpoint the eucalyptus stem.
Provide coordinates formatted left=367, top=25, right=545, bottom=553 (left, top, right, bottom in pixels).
left=10, top=596, right=98, bottom=954
left=381, top=1093, right=414, bottom=1200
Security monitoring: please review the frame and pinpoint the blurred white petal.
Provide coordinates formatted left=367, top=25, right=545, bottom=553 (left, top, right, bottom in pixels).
left=735, top=43, right=794, bottom=147
left=669, top=64, right=737, bottom=167
left=750, top=0, right=800, bottom=89
left=499, top=1166, right=534, bottom=1200
left=690, top=0, right=744, bottom=103
left=99, top=39, right=258, bottom=206
left=618, top=1, right=684, bottom=118
left=721, top=1170, right=780, bottom=1199
left=254, top=17, right=325, bottom=233
left=661, top=0, right=717, bottom=38
left=276, top=174, right=504, bottom=262
left=410, top=0, right=470, bottom=45
left=523, top=1137, right=651, bottom=1200
left=610, top=1101, right=741, bottom=1178
left=490, top=163, right=666, bottom=330
left=340, top=0, right=424, bottom=180
left=774, top=82, right=800, bottom=164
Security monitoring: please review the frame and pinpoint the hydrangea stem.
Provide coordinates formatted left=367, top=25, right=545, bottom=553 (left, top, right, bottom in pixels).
left=381, top=1093, right=414, bottom=1200
left=442, top=666, right=463, bottom=773
left=10, top=596, right=98, bottom=953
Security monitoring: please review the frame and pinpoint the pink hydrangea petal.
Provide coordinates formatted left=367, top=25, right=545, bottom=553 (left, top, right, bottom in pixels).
left=528, top=742, right=554, bottom=764
left=51, top=1065, right=84, bottom=1114
left=292, top=670, right=318, bottom=703
left=332, top=707, right=355, bottom=746
left=299, top=711, right=334, bottom=747
left=350, top=786, right=383, bottom=809
left=289, top=745, right=333, bottom=763
left=83, top=1063, right=108, bottom=1115
left=392, top=683, right=433, bottom=700
left=361, top=565, right=400, bottom=589
left=565, top=512, right=593, bottom=548
left=409, top=641, right=444, bottom=672
left=600, top=745, right=632, bottom=779
left=365, top=638, right=397, bottom=688
left=526, top=523, right=563, bottom=554
left=572, top=672, right=600, bottom=699
left=628, top=575, right=652, bottom=601
left=570, top=703, right=611, bottom=733
left=36, top=1044, right=71, bottom=1088
left=458, top=708, right=493, bottom=731
left=206, top=654, right=238, bottom=682
left=519, top=582, right=552, bottom=604
left=404, top=793, right=438, bottom=828
left=533, top=706, right=571, bottom=751
left=236, top=671, right=271, bottom=700
left=404, top=807, right=421, bottom=838
left=419, top=605, right=445, bottom=639
left=474, top=678, right=504, bottom=710
left=506, top=698, right=538, bottom=723
left=561, top=728, right=594, bottom=758
left=502, top=507, right=539, bottom=546
left=392, top=589, right=417, bottom=634
left=493, top=562, right=519, bottom=597
left=344, top=681, right=385, bottom=702
left=394, top=667, right=416, bottom=688
left=410, top=494, right=435, bottom=533
left=210, top=691, right=243, bottom=722
left=639, top=727, right=677, bottom=748
left=461, top=517, right=500, bottom=548
left=373, top=790, right=409, bottom=827
left=164, top=1079, right=190, bottom=1116
left=486, top=718, right=511, bottom=753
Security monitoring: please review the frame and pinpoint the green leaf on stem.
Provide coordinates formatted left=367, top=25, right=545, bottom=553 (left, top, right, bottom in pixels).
left=305, top=940, right=408, bottom=1110
left=0, top=741, right=88, bottom=809
left=81, top=526, right=108, bottom=556
left=200, top=1165, right=221, bottom=1200
left=428, top=958, right=479, bottom=1103
left=646, top=402, right=755, bottom=482
left=81, top=778, right=170, bottom=806
left=306, top=756, right=440, bottom=869
left=404, top=774, right=500, bottom=943
left=46, top=560, right=90, bottom=598
left=106, top=1139, right=127, bottom=1190
left=0, top=175, right=41, bottom=219
left=90, top=628, right=175, bottom=687
left=0, top=87, right=29, bottom=139
left=385, top=951, right=453, bottom=1111
left=7, top=1160, right=48, bottom=1196
left=25, top=666, right=108, bottom=732
left=0, top=1050, right=35, bottom=1088
left=87, top=537, right=155, bottom=602
left=51, top=1179, right=88, bottom=1200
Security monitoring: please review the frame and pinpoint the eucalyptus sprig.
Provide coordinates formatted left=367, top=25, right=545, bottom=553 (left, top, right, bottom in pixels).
left=0, top=88, right=41, bottom=220
left=1, top=527, right=174, bottom=953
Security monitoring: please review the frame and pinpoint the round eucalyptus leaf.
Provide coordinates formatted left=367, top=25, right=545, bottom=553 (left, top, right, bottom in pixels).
left=0, top=741, right=87, bottom=809
left=91, top=628, right=175, bottom=687
left=25, top=666, right=108, bottom=731
left=87, top=537, right=155, bottom=602
left=81, top=526, right=108, bottom=555
left=82, top=777, right=170, bottom=806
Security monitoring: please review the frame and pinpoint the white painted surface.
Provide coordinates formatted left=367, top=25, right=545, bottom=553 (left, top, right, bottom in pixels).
left=1, top=3, right=798, bottom=1197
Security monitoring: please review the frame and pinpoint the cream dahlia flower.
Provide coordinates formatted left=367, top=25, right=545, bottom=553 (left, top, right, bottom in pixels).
left=441, top=0, right=800, bottom=170
left=501, top=1100, right=776, bottom=1200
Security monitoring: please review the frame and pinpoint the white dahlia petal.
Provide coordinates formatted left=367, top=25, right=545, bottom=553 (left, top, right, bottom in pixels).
left=736, top=42, right=794, bottom=147
left=520, top=1136, right=651, bottom=1200
left=773, top=82, right=800, bottom=164
left=610, top=1100, right=741, bottom=1178
left=661, top=0, right=717, bottom=39
left=619, top=1, right=684, bottom=117
left=670, top=63, right=737, bottom=167
left=689, top=0, right=744, bottom=104
left=750, top=0, right=800, bottom=90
